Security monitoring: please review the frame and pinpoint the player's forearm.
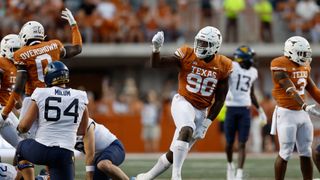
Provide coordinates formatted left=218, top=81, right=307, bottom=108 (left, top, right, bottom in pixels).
left=71, top=25, right=82, bottom=46
left=2, top=92, right=20, bottom=118
left=151, top=54, right=179, bottom=68
left=278, top=78, right=305, bottom=108
left=207, top=79, right=229, bottom=120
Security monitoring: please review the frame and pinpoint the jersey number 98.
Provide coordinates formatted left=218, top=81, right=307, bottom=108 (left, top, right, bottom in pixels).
left=186, top=73, right=217, bottom=96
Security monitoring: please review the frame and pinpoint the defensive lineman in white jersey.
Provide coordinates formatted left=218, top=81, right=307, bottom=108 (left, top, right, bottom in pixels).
left=224, top=46, right=267, bottom=180
left=15, top=61, right=89, bottom=180
left=75, top=118, right=129, bottom=180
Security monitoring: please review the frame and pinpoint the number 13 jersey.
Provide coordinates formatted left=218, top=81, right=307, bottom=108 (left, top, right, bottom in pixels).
left=225, top=62, right=258, bottom=107
left=174, top=45, right=233, bottom=110
left=31, top=86, right=88, bottom=151
left=271, top=56, right=310, bottom=110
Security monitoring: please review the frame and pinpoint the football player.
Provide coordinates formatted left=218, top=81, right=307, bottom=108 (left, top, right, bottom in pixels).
left=136, top=26, right=233, bottom=180
left=1, top=8, right=82, bottom=138
left=15, top=61, right=89, bottom=180
left=0, top=34, right=22, bottom=147
left=270, top=36, right=320, bottom=180
left=75, top=118, right=129, bottom=180
left=224, top=45, right=267, bottom=180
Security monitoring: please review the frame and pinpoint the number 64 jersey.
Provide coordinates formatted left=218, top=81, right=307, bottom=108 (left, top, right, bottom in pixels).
left=225, top=62, right=258, bottom=107
left=175, top=46, right=233, bottom=110
left=31, top=86, right=88, bottom=151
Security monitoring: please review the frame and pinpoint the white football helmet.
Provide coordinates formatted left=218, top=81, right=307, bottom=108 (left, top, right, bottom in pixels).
left=19, top=21, right=45, bottom=46
left=194, top=26, right=222, bottom=59
left=0, top=34, right=21, bottom=61
left=284, top=36, right=312, bottom=66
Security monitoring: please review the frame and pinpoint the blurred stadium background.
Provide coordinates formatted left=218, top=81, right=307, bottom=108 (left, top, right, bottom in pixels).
left=2, top=0, right=320, bottom=179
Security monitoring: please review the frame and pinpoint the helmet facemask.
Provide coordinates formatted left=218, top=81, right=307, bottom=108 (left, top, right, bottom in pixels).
left=284, top=36, right=312, bottom=66
left=194, top=39, right=215, bottom=59
left=194, top=26, right=222, bottom=59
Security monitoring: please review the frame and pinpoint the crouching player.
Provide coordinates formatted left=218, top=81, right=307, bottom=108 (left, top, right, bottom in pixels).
left=75, top=118, right=129, bottom=180
left=15, top=61, right=89, bottom=180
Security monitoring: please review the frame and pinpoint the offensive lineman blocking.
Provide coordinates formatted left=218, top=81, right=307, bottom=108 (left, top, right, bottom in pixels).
left=16, top=61, right=89, bottom=180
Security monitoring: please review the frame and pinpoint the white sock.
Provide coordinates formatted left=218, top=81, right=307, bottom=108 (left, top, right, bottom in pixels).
left=227, top=162, right=234, bottom=169
left=144, top=154, right=171, bottom=179
left=172, top=140, right=189, bottom=179
left=236, top=168, right=243, bottom=178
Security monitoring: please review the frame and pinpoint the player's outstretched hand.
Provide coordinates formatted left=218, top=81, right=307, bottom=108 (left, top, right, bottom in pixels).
left=193, top=118, right=212, bottom=139
left=258, top=107, right=267, bottom=126
left=61, top=8, right=77, bottom=26
left=304, top=104, right=320, bottom=118
left=152, top=31, right=164, bottom=53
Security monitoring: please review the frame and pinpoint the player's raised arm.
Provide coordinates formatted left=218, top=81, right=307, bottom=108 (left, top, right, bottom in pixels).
left=1, top=64, right=27, bottom=120
left=150, top=31, right=180, bottom=68
left=61, top=8, right=82, bottom=59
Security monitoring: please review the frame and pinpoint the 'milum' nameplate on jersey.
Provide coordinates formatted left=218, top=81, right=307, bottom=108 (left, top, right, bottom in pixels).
left=55, top=89, right=71, bottom=96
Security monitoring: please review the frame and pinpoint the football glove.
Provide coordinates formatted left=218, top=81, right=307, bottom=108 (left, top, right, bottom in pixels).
left=193, top=118, right=212, bottom=139
left=61, top=8, right=77, bottom=26
left=258, top=107, right=267, bottom=126
left=152, top=31, right=164, bottom=53
left=304, top=104, right=320, bottom=118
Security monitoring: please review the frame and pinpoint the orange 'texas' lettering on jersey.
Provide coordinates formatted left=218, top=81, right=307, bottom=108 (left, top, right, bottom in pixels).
left=14, top=40, right=64, bottom=95
left=175, top=45, right=233, bottom=110
left=271, top=56, right=310, bottom=110
left=0, top=58, right=17, bottom=106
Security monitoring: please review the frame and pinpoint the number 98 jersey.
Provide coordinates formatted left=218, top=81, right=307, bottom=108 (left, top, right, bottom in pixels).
left=271, top=56, right=310, bottom=110
left=174, top=45, right=233, bottom=110
left=225, top=62, right=258, bottom=107
left=14, top=39, right=64, bottom=96
left=31, top=86, right=88, bottom=151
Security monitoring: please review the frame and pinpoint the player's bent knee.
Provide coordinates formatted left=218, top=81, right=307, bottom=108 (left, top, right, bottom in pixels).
left=179, top=126, right=193, bottom=140
left=298, top=142, right=312, bottom=157
left=279, top=142, right=295, bottom=161
left=97, top=160, right=113, bottom=172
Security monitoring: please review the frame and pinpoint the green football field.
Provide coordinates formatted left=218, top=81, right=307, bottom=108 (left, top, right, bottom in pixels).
left=5, top=153, right=320, bottom=180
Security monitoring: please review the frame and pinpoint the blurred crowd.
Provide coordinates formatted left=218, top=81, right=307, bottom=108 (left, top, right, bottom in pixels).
left=1, top=0, right=320, bottom=44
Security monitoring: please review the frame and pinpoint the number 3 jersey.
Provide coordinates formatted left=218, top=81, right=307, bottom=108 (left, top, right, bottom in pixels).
left=31, top=86, right=88, bottom=151
left=225, top=62, right=258, bottom=107
left=14, top=40, right=64, bottom=96
left=174, top=45, right=233, bottom=110
left=271, top=56, right=310, bottom=110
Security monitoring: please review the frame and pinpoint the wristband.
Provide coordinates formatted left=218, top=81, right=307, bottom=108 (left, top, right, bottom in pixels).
left=86, top=165, right=95, bottom=172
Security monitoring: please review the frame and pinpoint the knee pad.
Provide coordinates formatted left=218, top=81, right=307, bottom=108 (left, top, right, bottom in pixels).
left=298, top=141, right=312, bottom=157
left=279, top=142, right=295, bottom=161
left=17, top=162, right=34, bottom=170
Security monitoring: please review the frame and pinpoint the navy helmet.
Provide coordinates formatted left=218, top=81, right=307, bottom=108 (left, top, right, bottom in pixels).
left=44, top=61, right=69, bottom=87
left=234, top=45, right=255, bottom=69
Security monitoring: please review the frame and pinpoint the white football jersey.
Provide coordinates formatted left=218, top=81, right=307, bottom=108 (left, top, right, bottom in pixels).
left=89, top=118, right=117, bottom=155
left=225, top=62, right=258, bottom=107
left=31, top=86, right=88, bottom=151
left=0, top=163, right=17, bottom=180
